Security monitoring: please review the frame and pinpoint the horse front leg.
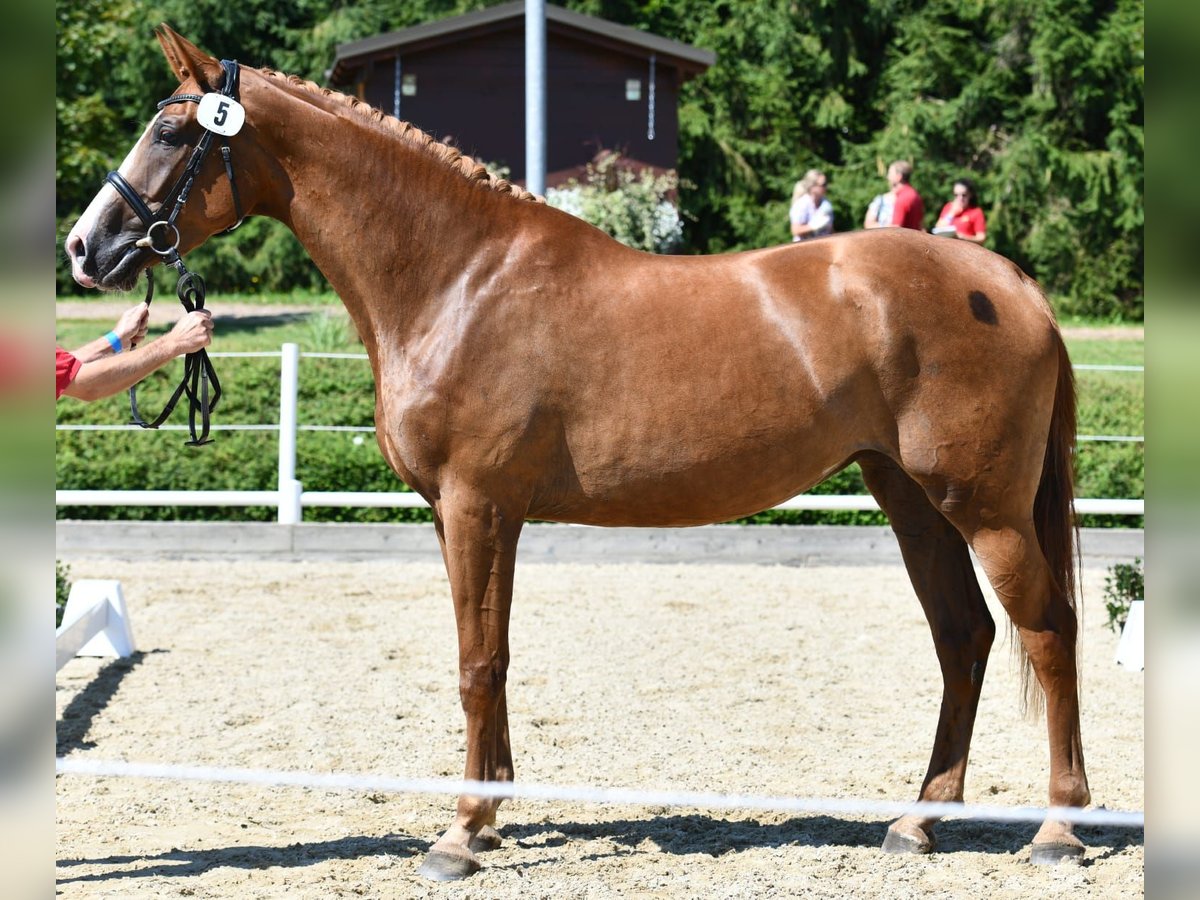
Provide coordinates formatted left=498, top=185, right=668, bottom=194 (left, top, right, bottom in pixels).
left=417, top=490, right=524, bottom=881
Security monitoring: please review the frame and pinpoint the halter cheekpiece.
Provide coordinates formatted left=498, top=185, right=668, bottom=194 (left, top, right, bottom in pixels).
left=104, top=59, right=244, bottom=446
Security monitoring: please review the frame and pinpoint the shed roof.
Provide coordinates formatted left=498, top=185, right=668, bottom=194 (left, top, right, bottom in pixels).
left=330, top=1, right=716, bottom=85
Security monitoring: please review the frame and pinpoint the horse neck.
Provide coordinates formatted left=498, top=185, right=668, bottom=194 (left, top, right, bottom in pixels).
left=248, top=76, right=513, bottom=350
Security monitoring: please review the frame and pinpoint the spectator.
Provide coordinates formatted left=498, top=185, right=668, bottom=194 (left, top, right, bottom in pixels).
left=863, top=188, right=894, bottom=229
left=56, top=303, right=214, bottom=401
left=885, top=160, right=925, bottom=230
left=933, top=178, right=987, bottom=244
left=789, top=169, right=834, bottom=242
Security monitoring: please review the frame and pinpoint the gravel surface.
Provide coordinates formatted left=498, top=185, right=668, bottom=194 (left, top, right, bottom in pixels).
left=56, top=559, right=1144, bottom=898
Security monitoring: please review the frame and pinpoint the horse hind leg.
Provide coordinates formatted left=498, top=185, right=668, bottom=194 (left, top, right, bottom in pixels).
left=966, top=517, right=1090, bottom=863
left=859, top=454, right=996, bottom=855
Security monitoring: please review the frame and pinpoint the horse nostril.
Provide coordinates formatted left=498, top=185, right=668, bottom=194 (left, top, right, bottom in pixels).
left=66, top=232, right=87, bottom=262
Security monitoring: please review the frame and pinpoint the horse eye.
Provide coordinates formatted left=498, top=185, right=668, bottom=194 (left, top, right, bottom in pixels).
left=157, top=126, right=177, bottom=145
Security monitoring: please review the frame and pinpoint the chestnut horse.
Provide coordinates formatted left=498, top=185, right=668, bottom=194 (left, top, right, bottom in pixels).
left=65, top=26, right=1091, bottom=879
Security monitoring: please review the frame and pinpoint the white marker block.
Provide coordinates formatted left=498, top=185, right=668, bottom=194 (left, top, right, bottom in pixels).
left=1115, top=600, right=1144, bottom=671
left=56, top=580, right=136, bottom=671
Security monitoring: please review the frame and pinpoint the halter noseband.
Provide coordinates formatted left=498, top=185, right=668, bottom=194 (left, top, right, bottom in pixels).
left=103, top=59, right=244, bottom=446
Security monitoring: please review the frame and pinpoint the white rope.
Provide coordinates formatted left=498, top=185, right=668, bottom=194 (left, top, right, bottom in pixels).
left=55, top=424, right=1142, bottom=442
left=204, top=354, right=1141, bottom=372
left=55, top=757, right=1142, bottom=829
left=250, top=354, right=1144, bottom=373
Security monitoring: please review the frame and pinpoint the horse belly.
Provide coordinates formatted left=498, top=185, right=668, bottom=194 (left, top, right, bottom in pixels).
left=536, top=401, right=859, bottom=527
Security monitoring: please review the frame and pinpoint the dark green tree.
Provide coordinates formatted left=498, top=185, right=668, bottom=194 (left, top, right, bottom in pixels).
left=56, top=0, right=1142, bottom=316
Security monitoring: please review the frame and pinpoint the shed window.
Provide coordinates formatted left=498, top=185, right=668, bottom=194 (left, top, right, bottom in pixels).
left=402, top=73, right=418, bottom=96
left=625, top=79, right=642, bottom=101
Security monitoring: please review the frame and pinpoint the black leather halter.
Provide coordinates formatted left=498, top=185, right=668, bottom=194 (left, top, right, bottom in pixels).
left=103, top=59, right=244, bottom=446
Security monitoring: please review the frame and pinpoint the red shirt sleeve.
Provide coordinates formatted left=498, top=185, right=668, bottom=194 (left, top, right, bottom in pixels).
left=56, top=347, right=81, bottom=400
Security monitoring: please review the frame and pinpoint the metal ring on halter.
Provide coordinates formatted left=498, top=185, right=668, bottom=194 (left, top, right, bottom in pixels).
left=147, top=220, right=181, bottom=255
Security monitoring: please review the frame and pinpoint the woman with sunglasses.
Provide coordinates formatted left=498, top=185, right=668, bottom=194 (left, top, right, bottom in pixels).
left=933, top=177, right=987, bottom=244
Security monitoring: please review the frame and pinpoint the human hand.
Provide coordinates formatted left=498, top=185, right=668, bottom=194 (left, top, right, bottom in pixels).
left=114, top=303, right=150, bottom=348
left=166, top=310, right=214, bottom=355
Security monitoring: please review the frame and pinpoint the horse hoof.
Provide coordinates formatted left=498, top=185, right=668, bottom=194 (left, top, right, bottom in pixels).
left=881, top=826, right=935, bottom=855
left=1030, top=842, right=1085, bottom=865
left=469, top=825, right=503, bottom=852
left=416, top=849, right=481, bottom=881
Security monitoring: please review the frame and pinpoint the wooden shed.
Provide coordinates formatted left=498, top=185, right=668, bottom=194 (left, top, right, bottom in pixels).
left=328, top=2, right=715, bottom=186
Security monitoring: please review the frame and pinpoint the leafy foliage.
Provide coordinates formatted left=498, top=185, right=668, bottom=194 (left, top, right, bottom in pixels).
left=546, top=153, right=683, bottom=253
left=56, top=0, right=1142, bottom=316
left=56, top=561, right=72, bottom=627
left=1103, top=557, right=1143, bottom=633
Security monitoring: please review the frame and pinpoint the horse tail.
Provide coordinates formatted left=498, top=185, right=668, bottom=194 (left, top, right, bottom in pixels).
left=1023, top=330, right=1081, bottom=716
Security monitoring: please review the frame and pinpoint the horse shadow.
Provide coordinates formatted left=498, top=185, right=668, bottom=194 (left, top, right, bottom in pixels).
left=55, top=834, right=425, bottom=887
left=54, top=814, right=1142, bottom=886
left=56, top=650, right=158, bottom=755
left=497, top=812, right=1143, bottom=866
left=208, top=312, right=318, bottom=335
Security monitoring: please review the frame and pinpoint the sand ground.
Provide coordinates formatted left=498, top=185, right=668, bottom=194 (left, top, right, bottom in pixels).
left=56, top=559, right=1143, bottom=898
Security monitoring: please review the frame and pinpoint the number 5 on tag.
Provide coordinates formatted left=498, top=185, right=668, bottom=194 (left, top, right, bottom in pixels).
left=197, top=94, right=245, bottom=136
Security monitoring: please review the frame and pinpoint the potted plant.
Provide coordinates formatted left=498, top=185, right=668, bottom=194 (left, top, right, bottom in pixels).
left=1105, top=557, right=1144, bottom=670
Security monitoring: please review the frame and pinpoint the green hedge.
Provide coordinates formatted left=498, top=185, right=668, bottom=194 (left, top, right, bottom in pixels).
left=56, top=312, right=1142, bottom=527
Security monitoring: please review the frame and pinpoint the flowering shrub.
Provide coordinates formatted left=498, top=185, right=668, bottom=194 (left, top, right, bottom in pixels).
left=547, top=153, right=682, bottom=254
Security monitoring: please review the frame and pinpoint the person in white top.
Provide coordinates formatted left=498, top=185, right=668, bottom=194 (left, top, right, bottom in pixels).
left=789, top=169, right=833, bottom=242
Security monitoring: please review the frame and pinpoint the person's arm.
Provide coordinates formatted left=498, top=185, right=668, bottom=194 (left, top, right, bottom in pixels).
left=62, top=310, right=213, bottom=401
left=863, top=195, right=882, bottom=229
left=70, top=304, right=150, bottom=363
left=789, top=200, right=809, bottom=239
left=961, top=208, right=987, bottom=244
left=812, top=201, right=833, bottom=235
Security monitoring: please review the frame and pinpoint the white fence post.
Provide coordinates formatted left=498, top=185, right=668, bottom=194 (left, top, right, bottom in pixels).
left=278, top=342, right=302, bottom=524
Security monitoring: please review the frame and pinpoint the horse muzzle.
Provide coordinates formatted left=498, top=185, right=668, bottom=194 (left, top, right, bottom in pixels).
left=66, top=223, right=154, bottom=293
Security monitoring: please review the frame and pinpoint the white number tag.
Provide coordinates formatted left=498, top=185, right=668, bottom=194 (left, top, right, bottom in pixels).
left=197, top=93, right=245, bottom=136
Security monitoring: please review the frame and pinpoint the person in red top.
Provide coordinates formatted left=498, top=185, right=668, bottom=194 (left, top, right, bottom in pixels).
left=56, top=303, right=214, bottom=401
left=886, top=160, right=925, bottom=230
left=934, top=178, right=987, bottom=244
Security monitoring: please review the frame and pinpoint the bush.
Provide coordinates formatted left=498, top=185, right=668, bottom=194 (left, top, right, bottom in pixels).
left=1103, top=557, right=1143, bottom=634
left=547, top=152, right=683, bottom=254
left=56, top=561, right=71, bottom=627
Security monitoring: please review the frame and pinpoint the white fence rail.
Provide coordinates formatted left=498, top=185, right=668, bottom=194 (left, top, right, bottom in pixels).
left=55, top=344, right=1145, bottom=520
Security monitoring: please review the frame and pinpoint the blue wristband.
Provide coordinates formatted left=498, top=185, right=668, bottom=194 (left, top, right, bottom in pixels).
left=104, top=331, right=122, bottom=354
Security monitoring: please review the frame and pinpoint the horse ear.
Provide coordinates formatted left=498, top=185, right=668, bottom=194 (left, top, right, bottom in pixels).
left=155, top=24, right=223, bottom=91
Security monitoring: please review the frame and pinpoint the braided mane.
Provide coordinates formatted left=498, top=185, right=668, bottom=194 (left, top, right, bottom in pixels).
left=262, top=69, right=543, bottom=204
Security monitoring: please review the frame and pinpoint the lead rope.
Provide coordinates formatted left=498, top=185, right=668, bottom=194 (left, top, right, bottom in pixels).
left=127, top=260, right=221, bottom=446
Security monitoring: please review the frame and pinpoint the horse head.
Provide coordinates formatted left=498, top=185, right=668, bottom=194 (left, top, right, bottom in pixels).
left=66, top=26, right=266, bottom=292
